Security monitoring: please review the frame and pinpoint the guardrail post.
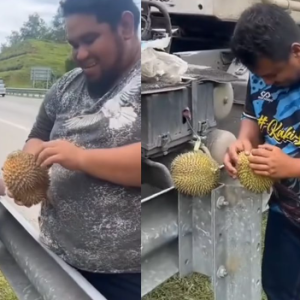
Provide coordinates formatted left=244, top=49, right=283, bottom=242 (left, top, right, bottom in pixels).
left=211, top=185, right=262, bottom=300
left=142, top=183, right=263, bottom=300
left=192, top=194, right=214, bottom=277
left=178, top=193, right=193, bottom=276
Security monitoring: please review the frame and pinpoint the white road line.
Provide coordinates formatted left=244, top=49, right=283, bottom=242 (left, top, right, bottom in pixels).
left=0, top=118, right=30, bottom=132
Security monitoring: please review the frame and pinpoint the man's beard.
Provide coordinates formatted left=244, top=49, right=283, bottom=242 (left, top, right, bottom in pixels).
left=87, top=38, right=124, bottom=98
left=87, top=53, right=124, bottom=98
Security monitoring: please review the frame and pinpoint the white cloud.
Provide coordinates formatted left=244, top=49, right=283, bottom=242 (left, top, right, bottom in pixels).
left=0, top=0, right=60, bottom=44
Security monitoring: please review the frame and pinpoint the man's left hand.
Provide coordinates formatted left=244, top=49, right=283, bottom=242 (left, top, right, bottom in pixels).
left=36, top=140, right=84, bottom=170
left=249, top=144, right=297, bottom=179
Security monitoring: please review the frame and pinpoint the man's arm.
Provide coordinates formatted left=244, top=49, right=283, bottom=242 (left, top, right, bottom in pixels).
left=238, top=79, right=262, bottom=147
left=24, top=87, right=56, bottom=155
left=78, top=143, right=141, bottom=187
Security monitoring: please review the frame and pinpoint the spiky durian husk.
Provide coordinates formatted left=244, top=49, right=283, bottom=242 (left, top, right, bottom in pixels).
left=2, top=150, right=50, bottom=206
left=237, top=151, right=274, bottom=194
left=171, top=151, right=220, bottom=197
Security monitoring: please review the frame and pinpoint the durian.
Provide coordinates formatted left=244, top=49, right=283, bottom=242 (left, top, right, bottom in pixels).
left=236, top=151, right=274, bottom=193
left=2, top=150, right=50, bottom=207
left=171, top=151, right=220, bottom=197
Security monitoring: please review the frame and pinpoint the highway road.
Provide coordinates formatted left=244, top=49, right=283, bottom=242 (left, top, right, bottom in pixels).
left=0, top=95, right=42, bottom=231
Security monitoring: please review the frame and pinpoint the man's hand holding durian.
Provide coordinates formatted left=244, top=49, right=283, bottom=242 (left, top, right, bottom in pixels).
left=36, top=139, right=141, bottom=187
left=224, top=139, right=275, bottom=193
left=224, top=139, right=253, bottom=178
left=249, top=144, right=299, bottom=179
left=36, top=139, right=83, bottom=171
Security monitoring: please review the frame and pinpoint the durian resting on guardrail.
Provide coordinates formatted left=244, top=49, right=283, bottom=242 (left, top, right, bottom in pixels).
left=171, top=143, right=275, bottom=197
left=2, top=150, right=50, bottom=206
left=171, top=140, right=221, bottom=197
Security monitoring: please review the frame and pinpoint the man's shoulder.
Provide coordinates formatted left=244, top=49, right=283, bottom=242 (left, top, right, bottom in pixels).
left=55, top=67, right=84, bottom=93
left=248, top=73, right=271, bottom=94
left=57, top=67, right=83, bottom=85
left=43, top=68, right=84, bottom=113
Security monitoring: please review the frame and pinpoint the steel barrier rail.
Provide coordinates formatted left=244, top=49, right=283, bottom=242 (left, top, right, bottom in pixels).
left=6, top=88, right=48, bottom=98
left=0, top=198, right=107, bottom=300
left=141, top=180, right=264, bottom=300
left=0, top=242, right=42, bottom=299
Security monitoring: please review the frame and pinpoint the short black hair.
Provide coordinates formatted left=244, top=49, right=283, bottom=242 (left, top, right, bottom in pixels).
left=60, top=0, right=140, bottom=30
left=231, top=3, right=300, bottom=69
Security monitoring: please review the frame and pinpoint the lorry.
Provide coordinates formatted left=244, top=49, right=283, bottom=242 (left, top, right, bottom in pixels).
left=141, top=1, right=300, bottom=299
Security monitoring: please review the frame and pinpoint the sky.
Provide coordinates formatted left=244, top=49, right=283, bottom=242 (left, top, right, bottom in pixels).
left=0, top=0, right=60, bottom=44
left=0, top=0, right=141, bottom=45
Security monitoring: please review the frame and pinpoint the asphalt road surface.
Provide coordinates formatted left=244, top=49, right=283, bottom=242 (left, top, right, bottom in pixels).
left=0, top=95, right=42, bottom=231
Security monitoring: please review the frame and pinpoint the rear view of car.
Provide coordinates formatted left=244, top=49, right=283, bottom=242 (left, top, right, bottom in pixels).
left=0, top=79, right=6, bottom=97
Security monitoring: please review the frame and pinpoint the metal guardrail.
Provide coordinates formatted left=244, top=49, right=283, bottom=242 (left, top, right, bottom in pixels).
left=142, top=176, right=264, bottom=300
left=6, top=88, right=48, bottom=98
left=0, top=197, right=107, bottom=300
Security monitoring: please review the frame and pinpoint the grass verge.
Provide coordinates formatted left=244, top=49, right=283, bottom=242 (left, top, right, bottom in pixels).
left=0, top=39, right=71, bottom=88
left=0, top=271, right=17, bottom=300
left=143, top=213, right=268, bottom=300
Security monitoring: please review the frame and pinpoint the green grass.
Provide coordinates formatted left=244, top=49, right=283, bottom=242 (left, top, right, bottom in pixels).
left=0, top=39, right=71, bottom=87
left=0, top=272, right=17, bottom=300
left=143, top=213, right=268, bottom=300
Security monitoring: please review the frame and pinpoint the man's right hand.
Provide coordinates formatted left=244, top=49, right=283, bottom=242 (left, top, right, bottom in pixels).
left=223, top=139, right=253, bottom=178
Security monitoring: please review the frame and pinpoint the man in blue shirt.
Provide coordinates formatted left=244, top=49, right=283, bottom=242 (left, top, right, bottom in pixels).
left=224, top=3, right=300, bottom=300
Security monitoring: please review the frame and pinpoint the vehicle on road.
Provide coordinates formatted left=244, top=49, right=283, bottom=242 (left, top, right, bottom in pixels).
left=0, top=79, right=6, bottom=97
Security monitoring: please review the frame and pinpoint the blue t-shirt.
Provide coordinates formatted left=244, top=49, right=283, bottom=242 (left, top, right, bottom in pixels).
left=243, top=73, right=300, bottom=224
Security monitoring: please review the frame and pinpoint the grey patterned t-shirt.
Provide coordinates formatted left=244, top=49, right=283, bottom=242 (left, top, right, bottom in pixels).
left=28, top=61, right=141, bottom=273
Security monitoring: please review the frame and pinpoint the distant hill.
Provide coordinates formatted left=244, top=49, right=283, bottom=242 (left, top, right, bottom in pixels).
left=0, top=39, right=71, bottom=88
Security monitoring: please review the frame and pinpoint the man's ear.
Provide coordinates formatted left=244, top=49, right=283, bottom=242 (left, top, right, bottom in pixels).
left=291, top=43, right=300, bottom=58
left=119, top=11, right=135, bottom=40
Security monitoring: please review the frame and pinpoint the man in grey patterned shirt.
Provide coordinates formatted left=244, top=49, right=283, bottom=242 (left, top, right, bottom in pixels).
left=6, top=0, right=141, bottom=299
